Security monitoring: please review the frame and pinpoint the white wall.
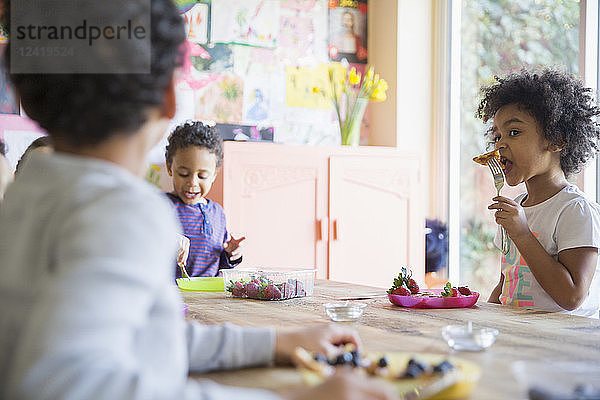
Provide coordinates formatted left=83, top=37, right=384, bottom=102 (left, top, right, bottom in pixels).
left=369, top=0, right=434, bottom=215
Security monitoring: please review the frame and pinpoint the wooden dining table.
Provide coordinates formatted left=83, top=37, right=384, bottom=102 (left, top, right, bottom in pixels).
left=183, top=279, right=600, bottom=399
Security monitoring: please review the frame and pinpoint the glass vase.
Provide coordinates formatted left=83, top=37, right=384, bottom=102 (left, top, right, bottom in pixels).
left=341, top=97, right=368, bottom=146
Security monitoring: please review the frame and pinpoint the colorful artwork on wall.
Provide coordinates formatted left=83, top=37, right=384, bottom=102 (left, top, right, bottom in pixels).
left=211, top=0, right=280, bottom=48
left=183, top=3, right=209, bottom=44
left=285, top=63, right=345, bottom=109
left=194, top=74, right=244, bottom=123
left=328, top=0, right=368, bottom=64
left=191, top=44, right=234, bottom=73
left=279, top=14, right=315, bottom=62
left=243, top=77, right=271, bottom=123
left=174, top=0, right=200, bottom=14
left=0, top=46, right=18, bottom=115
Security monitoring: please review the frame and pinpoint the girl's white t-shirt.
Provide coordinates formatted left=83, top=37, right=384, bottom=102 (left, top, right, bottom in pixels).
left=496, top=185, right=600, bottom=318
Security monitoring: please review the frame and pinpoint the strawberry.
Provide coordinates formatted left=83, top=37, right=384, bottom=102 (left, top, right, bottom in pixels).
left=392, top=287, right=411, bottom=296
left=457, top=286, right=472, bottom=296
left=450, top=288, right=459, bottom=297
left=245, top=282, right=260, bottom=298
left=407, top=278, right=419, bottom=294
left=387, top=267, right=416, bottom=294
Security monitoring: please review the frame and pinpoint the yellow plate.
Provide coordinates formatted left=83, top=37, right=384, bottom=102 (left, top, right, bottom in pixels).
left=299, top=352, right=480, bottom=400
left=176, top=277, right=224, bottom=291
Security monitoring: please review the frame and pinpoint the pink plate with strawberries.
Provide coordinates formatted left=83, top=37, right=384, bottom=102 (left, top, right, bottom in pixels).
left=388, top=289, right=480, bottom=309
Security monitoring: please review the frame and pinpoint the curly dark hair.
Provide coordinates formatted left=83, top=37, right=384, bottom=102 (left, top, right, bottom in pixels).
left=165, top=121, right=223, bottom=168
left=476, top=68, right=600, bottom=175
left=2, top=0, right=185, bottom=147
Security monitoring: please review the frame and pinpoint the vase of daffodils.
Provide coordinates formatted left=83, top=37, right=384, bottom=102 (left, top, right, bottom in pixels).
left=328, top=64, right=388, bottom=146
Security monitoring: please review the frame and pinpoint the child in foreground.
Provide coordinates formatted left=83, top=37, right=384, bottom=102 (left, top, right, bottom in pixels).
left=166, top=121, right=244, bottom=277
left=479, top=68, right=600, bottom=318
left=0, top=1, right=395, bottom=399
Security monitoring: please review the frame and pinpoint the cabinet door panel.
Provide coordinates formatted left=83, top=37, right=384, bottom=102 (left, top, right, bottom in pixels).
left=328, top=155, right=424, bottom=288
left=219, top=143, right=328, bottom=278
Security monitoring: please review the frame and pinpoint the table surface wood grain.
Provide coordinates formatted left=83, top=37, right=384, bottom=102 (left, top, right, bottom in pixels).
left=183, top=279, right=600, bottom=399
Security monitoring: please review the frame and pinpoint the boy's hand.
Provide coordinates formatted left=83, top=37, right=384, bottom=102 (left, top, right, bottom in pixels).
left=275, top=324, right=361, bottom=365
left=177, top=234, right=190, bottom=266
left=223, top=234, right=246, bottom=261
left=489, top=196, right=530, bottom=240
left=284, top=370, right=398, bottom=400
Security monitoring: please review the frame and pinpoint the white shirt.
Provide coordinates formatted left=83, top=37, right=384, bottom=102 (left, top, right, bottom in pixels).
left=497, top=185, right=600, bottom=318
left=0, top=152, right=281, bottom=400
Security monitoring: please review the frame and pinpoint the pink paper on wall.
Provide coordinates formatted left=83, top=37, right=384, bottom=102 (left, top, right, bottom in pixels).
left=279, top=15, right=315, bottom=62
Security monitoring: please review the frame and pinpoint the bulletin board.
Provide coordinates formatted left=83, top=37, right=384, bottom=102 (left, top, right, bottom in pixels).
left=169, top=0, right=370, bottom=150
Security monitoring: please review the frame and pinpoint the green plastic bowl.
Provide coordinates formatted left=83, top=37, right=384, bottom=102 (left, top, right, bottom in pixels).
left=176, top=277, right=224, bottom=291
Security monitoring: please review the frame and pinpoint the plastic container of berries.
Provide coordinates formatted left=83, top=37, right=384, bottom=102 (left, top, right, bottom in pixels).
left=222, top=268, right=316, bottom=300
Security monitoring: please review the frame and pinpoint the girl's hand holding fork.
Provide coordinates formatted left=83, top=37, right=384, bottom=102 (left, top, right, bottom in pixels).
left=489, top=196, right=531, bottom=242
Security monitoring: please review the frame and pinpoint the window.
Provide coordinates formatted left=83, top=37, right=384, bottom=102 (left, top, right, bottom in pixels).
left=448, top=0, right=589, bottom=298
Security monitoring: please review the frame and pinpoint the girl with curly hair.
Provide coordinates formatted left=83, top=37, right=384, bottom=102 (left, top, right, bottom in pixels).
left=479, top=68, right=600, bottom=318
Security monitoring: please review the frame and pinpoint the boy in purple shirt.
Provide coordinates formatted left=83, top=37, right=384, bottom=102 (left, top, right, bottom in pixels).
left=166, top=121, right=245, bottom=277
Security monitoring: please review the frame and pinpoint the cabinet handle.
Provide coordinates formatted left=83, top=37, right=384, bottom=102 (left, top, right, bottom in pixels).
left=333, top=219, right=339, bottom=240
left=316, top=218, right=328, bottom=241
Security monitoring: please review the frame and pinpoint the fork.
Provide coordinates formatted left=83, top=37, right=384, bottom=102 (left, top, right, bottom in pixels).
left=487, top=158, right=510, bottom=255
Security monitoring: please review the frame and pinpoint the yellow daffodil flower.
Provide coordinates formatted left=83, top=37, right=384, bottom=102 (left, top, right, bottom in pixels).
left=348, top=68, right=361, bottom=85
left=378, top=79, right=389, bottom=91
left=365, top=66, right=374, bottom=82
left=370, top=87, right=387, bottom=102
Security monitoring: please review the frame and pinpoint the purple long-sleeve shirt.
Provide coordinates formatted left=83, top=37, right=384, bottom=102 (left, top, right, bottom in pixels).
left=166, top=193, right=240, bottom=277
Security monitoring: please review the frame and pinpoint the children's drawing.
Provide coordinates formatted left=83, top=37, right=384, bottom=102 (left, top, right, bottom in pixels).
left=211, top=0, right=280, bottom=48
left=278, top=14, right=315, bottom=62
left=281, top=0, right=317, bottom=11
left=178, top=40, right=220, bottom=91
left=194, top=75, right=244, bottom=124
left=191, top=44, right=233, bottom=73
left=286, top=63, right=342, bottom=109
left=244, top=88, right=269, bottom=121
left=0, top=46, right=19, bottom=115
left=183, top=3, right=209, bottom=44
left=174, top=0, right=199, bottom=13
left=328, top=0, right=368, bottom=63
left=243, top=74, right=272, bottom=122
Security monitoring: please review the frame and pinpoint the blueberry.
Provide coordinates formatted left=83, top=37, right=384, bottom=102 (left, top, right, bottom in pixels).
left=403, top=365, right=423, bottom=378
left=314, top=353, right=327, bottom=363
left=433, top=360, right=454, bottom=373
left=408, top=358, right=426, bottom=372
left=377, top=357, right=388, bottom=368
left=350, top=351, right=360, bottom=366
left=334, top=352, right=353, bottom=365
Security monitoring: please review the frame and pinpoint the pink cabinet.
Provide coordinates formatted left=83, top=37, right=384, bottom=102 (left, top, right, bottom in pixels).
left=208, top=142, right=424, bottom=288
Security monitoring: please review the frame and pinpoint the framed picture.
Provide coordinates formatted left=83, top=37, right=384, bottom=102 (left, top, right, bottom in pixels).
left=328, top=0, right=368, bottom=64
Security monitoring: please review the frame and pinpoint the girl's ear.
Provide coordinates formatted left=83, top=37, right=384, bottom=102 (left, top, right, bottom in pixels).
left=166, top=161, right=173, bottom=176
left=548, top=142, right=564, bottom=152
